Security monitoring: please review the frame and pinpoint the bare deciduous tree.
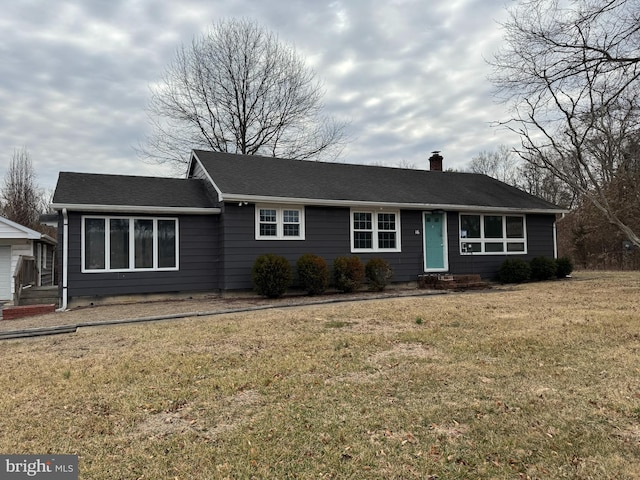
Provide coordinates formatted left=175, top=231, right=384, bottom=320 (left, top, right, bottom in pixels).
left=1, top=148, right=46, bottom=231
left=467, top=145, right=519, bottom=185
left=141, top=18, right=348, bottom=171
left=491, top=0, right=640, bottom=246
left=518, top=161, right=576, bottom=209
left=396, top=159, right=418, bottom=169
left=467, top=144, right=575, bottom=207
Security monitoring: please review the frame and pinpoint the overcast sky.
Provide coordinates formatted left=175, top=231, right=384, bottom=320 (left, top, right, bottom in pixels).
left=0, top=0, right=519, bottom=192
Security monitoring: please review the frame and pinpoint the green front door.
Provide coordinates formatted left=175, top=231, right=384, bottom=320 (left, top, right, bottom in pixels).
left=424, top=212, right=447, bottom=271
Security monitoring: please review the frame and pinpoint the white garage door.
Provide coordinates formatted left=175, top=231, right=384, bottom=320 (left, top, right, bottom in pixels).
left=0, top=246, right=11, bottom=300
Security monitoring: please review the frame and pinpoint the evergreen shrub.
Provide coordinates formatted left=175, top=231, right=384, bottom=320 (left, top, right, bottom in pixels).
left=497, top=258, right=531, bottom=283
left=252, top=254, right=292, bottom=298
left=365, top=258, right=393, bottom=291
left=333, top=256, right=365, bottom=293
left=296, top=254, right=330, bottom=295
left=555, top=256, right=574, bottom=278
left=530, top=256, right=558, bottom=281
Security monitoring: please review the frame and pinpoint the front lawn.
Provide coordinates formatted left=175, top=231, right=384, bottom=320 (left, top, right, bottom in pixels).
left=1, top=271, right=639, bottom=478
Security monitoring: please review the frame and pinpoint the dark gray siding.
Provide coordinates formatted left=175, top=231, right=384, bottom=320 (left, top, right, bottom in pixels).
left=220, top=204, right=426, bottom=290
left=60, top=207, right=558, bottom=298
left=525, top=214, right=557, bottom=257
left=447, top=212, right=557, bottom=279
left=65, top=212, right=220, bottom=300
left=220, top=206, right=557, bottom=289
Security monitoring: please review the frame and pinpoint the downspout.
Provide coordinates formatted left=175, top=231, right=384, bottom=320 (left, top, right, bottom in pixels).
left=553, top=218, right=558, bottom=259
left=57, top=208, right=69, bottom=311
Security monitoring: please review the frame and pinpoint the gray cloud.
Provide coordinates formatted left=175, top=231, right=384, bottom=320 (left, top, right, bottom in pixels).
left=0, top=0, right=518, bottom=192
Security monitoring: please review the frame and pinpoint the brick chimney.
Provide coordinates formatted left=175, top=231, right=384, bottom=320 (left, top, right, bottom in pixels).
left=429, top=151, right=443, bottom=171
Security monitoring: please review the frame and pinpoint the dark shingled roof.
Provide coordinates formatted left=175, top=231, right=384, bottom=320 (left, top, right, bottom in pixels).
left=52, top=172, right=214, bottom=209
left=52, top=152, right=563, bottom=213
left=193, top=150, right=562, bottom=211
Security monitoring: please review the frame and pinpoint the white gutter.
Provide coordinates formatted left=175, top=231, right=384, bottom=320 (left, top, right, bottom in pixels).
left=50, top=204, right=220, bottom=215
left=57, top=208, right=69, bottom=312
left=221, top=194, right=568, bottom=215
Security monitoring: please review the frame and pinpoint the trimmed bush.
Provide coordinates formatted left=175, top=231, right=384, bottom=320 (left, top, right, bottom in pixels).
left=296, top=254, right=330, bottom=295
left=365, top=258, right=393, bottom=291
left=497, top=258, right=531, bottom=284
left=555, top=256, right=574, bottom=278
left=530, top=256, right=558, bottom=281
left=333, top=256, right=365, bottom=293
left=252, top=254, right=292, bottom=298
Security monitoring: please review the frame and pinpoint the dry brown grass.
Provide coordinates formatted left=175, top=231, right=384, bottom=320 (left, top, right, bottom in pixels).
left=1, top=271, right=639, bottom=479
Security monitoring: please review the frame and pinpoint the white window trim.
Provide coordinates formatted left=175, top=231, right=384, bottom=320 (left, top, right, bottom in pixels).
left=459, top=213, right=527, bottom=255
left=81, top=216, right=180, bottom=273
left=255, top=205, right=305, bottom=240
left=350, top=209, right=402, bottom=253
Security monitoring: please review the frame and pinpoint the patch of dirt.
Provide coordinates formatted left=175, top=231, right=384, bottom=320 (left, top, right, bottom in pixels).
left=135, top=411, right=201, bottom=439
left=429, top=422, right=470, bottom=438
left=532, top=386, right=557, bottom=397
left=369, top=342, right=442, bottom=365
left=348, top=318, right=412, bottom=334
left=367, top=429, right=420, bottom=445
left=327, top=343, right=442, bottom=385
left=617, top=425, right=640, bottom=443
left=134, top=389, right=264, bottom=440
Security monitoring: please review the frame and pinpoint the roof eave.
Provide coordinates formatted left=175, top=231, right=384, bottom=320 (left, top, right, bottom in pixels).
left=0, top=216, right=44, bottom=239
left=221, top=194, right=567, bottom=214
left=51, top=203, right=221, bottom=215
left=190, top=151, right=224, bottom=199
left=40, top=234, right=57, bottom=245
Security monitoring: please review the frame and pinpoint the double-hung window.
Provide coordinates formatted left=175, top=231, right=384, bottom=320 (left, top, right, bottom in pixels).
left=459, top=214, right=526, bottom=254
left=351, top=210, right=401, bottom=252
left=83, top=216, right=178, bottom=272
left=256, top=206, right=305, bottom=240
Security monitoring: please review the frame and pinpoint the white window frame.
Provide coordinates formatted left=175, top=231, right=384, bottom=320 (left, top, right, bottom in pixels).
left=81, top=216, right=179, bottom=273
left=255, top=205, right=305, bottom=240
left=459, top=213, right=527, bottom=255
left=350, top=209, right=401, bottom=253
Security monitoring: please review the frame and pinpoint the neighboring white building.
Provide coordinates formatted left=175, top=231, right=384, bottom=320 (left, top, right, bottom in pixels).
left=0, top=216, right=56, bottom=301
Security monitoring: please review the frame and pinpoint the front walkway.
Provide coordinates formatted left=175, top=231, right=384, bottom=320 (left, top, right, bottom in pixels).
left=0, top=287, right=453, bottom=340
